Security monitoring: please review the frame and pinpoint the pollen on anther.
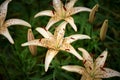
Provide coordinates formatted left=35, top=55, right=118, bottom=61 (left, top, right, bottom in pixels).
left=39, top=38, right=42, bottom=42
left=71, top=37, right=75, bottom=40
left=63, top=6, right=67, bottom=11
left=83, top=60, right=87, bottom=64
left=65, top=49, right=70, bottom=51
left=52, top=10, right=55, bottom=15
left=89, top=66, right=92, bottom=70
left=43, top=27, right=47, bottom=31
left=100, top=55, right=104, bottom=58
left=100, top=67, right=106, bottom=72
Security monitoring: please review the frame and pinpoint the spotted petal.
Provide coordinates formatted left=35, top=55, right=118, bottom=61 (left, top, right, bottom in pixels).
left=53, top=0, right=63, bottom=13
left=64, top=34, right=91, bottom=43
left=65, top=0, right=77, bottom=10
left=0, top=0, right=11, bottom=26
left=60, top=43, right=83, bottom=60
left=95, top=50, right=108, bottom=68
left=4, top=19, right=31, bottom=28
left=36, top=27, right=53, bottom=38
left=96, top=68, right=120, bottom=78
left=71, top=7, right=91, bottom=15
left=21, top=39, right=49, bottom=48
left=46, top=17, right=60, bottom=30
left=45, top=49, right=58, bottom=72
left=54, top=21, right=67, bottom=43
left=0, top=28, right=14, bottom=44
left=27, top=29, right=37, bottom=56
left=78, top=48, right=93, bottom=71
left=62, top=65, right=84, bottom=74
left=65, top=17, right=77, bottom=31
left=34, top=10, right=54, bottom=18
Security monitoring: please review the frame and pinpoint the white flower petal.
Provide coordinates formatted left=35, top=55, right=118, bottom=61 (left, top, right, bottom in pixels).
left=54, top=21, right=67, bottom=43
left=95, top=50, right=108, bottom=69
left=65, top=34, right=91, bottom=43
left=65, top=17, right=77, bottom=31
left=36, top=27, right=52, bottom=38
left=62, top=65, right=84, bottom=74
left=71, top=7, right=91, bottom=15
left=53, top=0, right=63, bottom=13
left=21, top=39, right=47, bottom=47
left=96, top=68, right=120, bottom=78
left=0, top=28, right=14, bottom=44
left=4, top=19, right=31, bottom=28
left=45, top=49, right=58, bottom=72
left=81, top=75, right=87, bottom=80
left=60, top=43, right=83, bottom=60
left=27, top=29, right=37, bottom=56
left=0, top=0, right=11, bottom=26
left=78, top=48, right=93, bottom=71
left=46, top=17, right=60, bottom=30
left=34, top=10, right=53, bottom=18
left=65, top=0, right=77, bottom=10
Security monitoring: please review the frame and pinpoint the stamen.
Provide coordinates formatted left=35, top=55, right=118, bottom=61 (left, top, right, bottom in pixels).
left=52, top=10, right=55, bottom=15
left=89, top=66, right=92, bottom=70
left=63, top=6, right=67, bottom=11
left=65, top=49, right=70, bottom=51
left=39, top=38, right=42, bottom=42
left=71, top=37, right=75, bottom=40
left=83, top=60, right=87, bottom=64
left=43, top=27, right=47, bottom=31
left=100, top=67, right=106, bottom=72
left=100, top=55, right=104, bottom=58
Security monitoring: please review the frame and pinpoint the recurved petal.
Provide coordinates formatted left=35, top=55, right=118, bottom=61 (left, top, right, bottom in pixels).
left=54, top=21, right=67, bottom=42
left=64, top=34, right=91, bottom=43
left=36, top=27, right=53, bottom=38
left=78, top=48, right=93, bottom=71
left=0, top=28, right=14, bottom=44
left=71, top=7, right=91, bottom=15
left=0, top=0, right=12, bottom=26
left=28, top=29, right=37, bottom=56
left=21, top=39, right=47, bottom=47
left=46, top=17, right=60, bottom=30
left=60, top=43, right=83, bottom=60
left=45, top=49, right=58, bottom=72
left=34, top=10, right=54, bottom=18
left=65, top=17, right=77, bottom=31
left=53, top=0, right=63, bottom=13
left=95, top=50, right=108, bottom=69
left=62, top=65, right=84, bottom=74
left=4, top=19, right=31, bottom=28
left=96, top=68, right=120, bottom=78
left=65, top=0, right=77, bottom=10
left=88, top=4, right=99, bottom=23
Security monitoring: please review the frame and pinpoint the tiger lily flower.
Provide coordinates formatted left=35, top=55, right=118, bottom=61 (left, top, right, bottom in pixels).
left=21, top=21, right=90, bottom=72
left=62, top=48, right=120, bottom=80
left=34, top=0, right=92, bottom=31
left=27, top=29, right=37, bottom=56
left=0, top=0, right=31, bottom=44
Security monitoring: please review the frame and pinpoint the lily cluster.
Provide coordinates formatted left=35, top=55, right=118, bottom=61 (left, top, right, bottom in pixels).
left=0, top=0, right=120, bottom=80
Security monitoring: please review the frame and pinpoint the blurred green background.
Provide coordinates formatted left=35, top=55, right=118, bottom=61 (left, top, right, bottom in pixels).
left=0, top=0, right=120, bottom=80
